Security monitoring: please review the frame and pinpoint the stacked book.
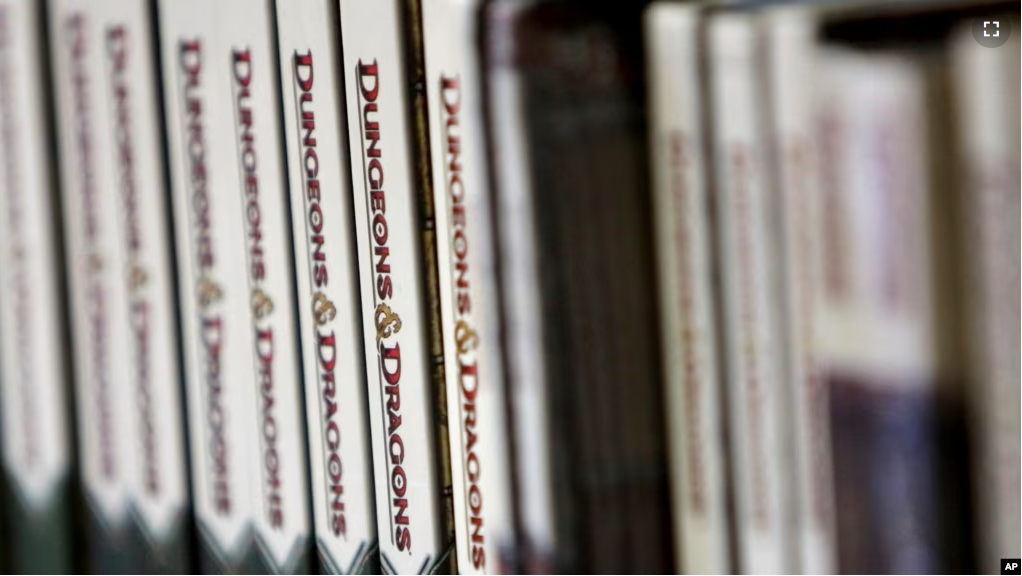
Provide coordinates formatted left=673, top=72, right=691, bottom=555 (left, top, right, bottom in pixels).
left=0, top=0, right=1016, bottom=573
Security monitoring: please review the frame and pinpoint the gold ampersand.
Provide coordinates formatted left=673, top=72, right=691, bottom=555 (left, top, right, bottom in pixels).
left=252, top=289, right=274, bottom=320
left=454, top=320, right=478, bottom=355
left=374, top=303, right=402, bottom=343
left=197, top=277, right=223, bottom=309
left=313, top=292, right=336, bottom=326
left=88, top=252, right=104, bottom=274
left=129, top=265, right=148, bottom=292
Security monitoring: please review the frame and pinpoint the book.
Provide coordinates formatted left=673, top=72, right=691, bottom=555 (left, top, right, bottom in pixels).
left=481, top=2, right=673, bottom=572
left=758, top=7, right=836, bottom=574
left=214, top=0, right=314, bottom=570
left=421, top=0, right=517, bottom=572
left=47, top=0, right=162, bottom=569
left=272, top=0, right=379, bottom=572
left=337, top=0, right=457, bottom=572
left=706, top=11, right=790, bottom=574
left=814, top=46, right=943, bottom=574
left=814, top=6, right=1018, bottom=571
left=949, top=18, right=1020, bottom=573
left=643, top=4, right=730, bottom=574
left=70, top=0, right=192, bottom=570
left=0, top=0, right=77, bottom=572
left=156, top=0, right=267, bottom=571
left=99, top=0, right=193, bottom=570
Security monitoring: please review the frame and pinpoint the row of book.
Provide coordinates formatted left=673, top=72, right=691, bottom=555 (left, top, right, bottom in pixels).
left=0, top=0, right=1016, bottom=573
left=647, top=2, right=1019, bottom=574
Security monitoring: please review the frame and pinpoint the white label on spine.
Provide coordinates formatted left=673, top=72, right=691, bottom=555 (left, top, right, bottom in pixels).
left=423, top=0, right=515, bottom=572
left=156, top=0, right=257, bottom=559
left=215, top=0, right=312, bottom=567
left=338, top=0, right=445, bottom=572
left=0, top=0, right=72, bottom=510
left=644, top=5, right=730, bottom=574
left=274, top=0, right=377, bottom=571
left=48, top=0, right=138, bottom=528
left=708, top=14, right=789, bottom=574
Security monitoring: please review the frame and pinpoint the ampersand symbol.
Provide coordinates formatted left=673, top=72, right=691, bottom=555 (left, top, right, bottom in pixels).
left=454, top=320, right=478, bottom=355
left=313, top=292, right=336, bottom=326
left=252, top=289, right=274, bottom=320
left=374, top=303, right=402, bottom=343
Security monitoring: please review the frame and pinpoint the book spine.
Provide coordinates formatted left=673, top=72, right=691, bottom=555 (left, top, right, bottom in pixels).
left=155, top=0, right=259, bottom=570
left=273, top=0, right=379, bottom=572
left=760, top=9, right=835, bottom=575
left=950, top=25, right=1020, bottom=572
left=101, top=0, right=192, bottom=570
left=814, top=49, right=940, bottom=574
left=422, top=0, right=516, bottom=573
left=0, top=0, right=76, bottom=572
left=338, top=0, right=453, bottom=572
left=481, top=2, right=558, bottom=571
left=401, top=0, right=459, bottom=569
left=644, top=5, right=730, bottom=574
left=46, top=0, right=142, bottom=570
left=707, top=13, right=789, bottom=574
left=212, top=0, right=313, bottom=571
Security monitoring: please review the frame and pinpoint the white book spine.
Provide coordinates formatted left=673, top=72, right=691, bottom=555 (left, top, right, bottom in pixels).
left=950, top=25, right=1020, bottom=572
left=213, top=0, right=312, bottom=568
left=643, top=4, right=729, bottom=574
left=101, top=0, right=190, bottom=542
left=48, top=0, right=139, bottom=529
left=274, top=0, right=378, bottom=571
left=422, top=0, right=515, bottom=573
left=338, top=0, right=447, bottom=572
left=156, top=0, right=259, bottom=561
left=0, top=0, right=72, bottom=510
left=813, top=49, right=933, bottom=389
left=813, top=49, right=934, bottom=574
left=708, top=13, right=789, bottom=574
left=761, top=9, right=835, bottom=574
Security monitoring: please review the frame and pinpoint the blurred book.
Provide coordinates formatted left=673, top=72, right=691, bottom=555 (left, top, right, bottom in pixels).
left=815, top=44, right=946, bottom=574
left=759, top=8, right=837, bottom=574
left=644, top=4, right=731, bottom=574
left=156, top=0, right=314, bottom=570
left=948, top=13, right=1019, bottom=575
left=814, top=3, right=1019, bottom=572
left=215, top=0, right=314, bottom=571
left=0, top=0, right=76, bottom=572
left=47, top=0, right=193, bottom=570
left=706, top=11, right=790, bottom=574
